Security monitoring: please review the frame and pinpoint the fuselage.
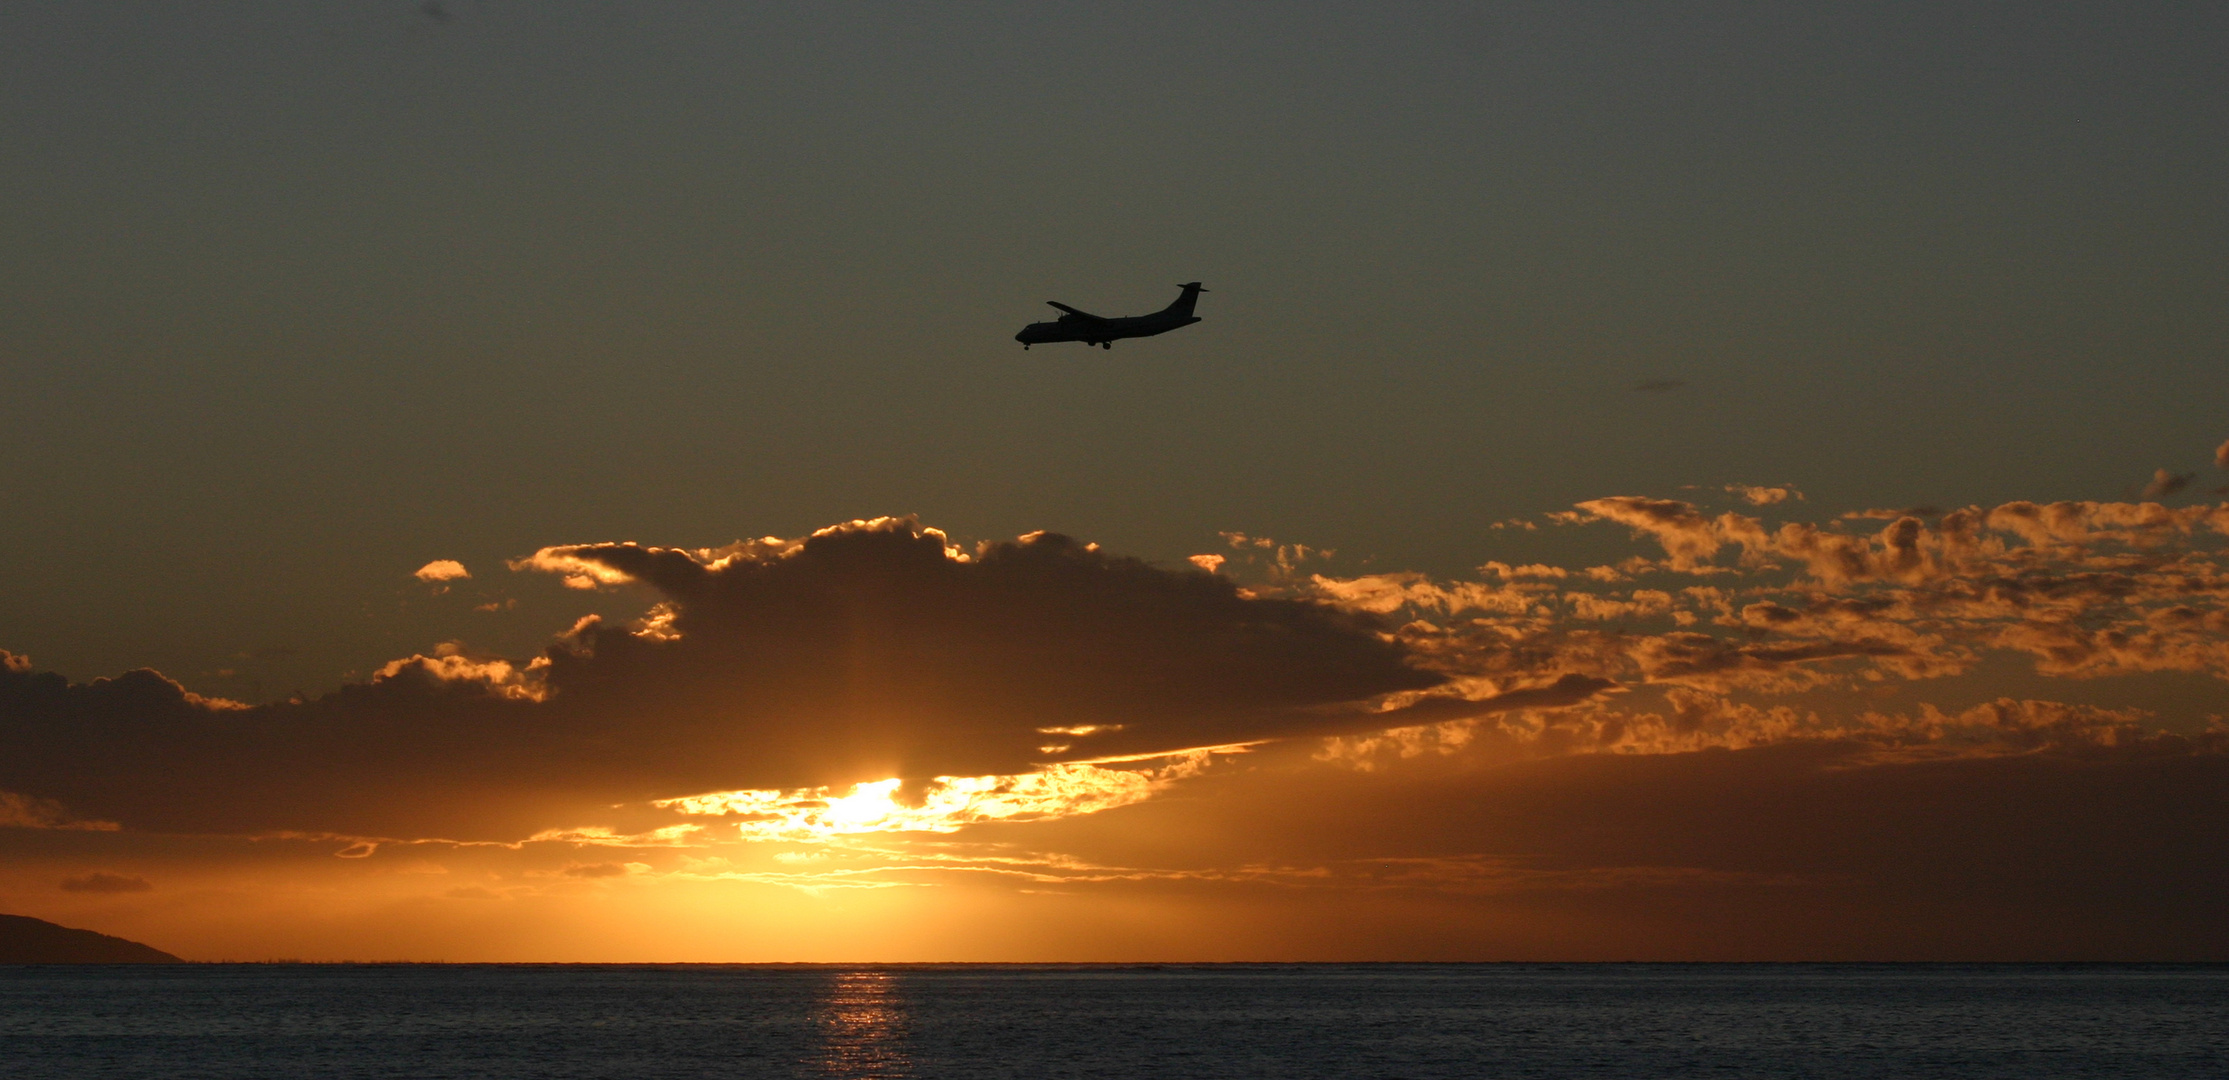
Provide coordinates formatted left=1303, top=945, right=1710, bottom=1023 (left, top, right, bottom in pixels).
left=1015, top=312, right=1201, bottom=347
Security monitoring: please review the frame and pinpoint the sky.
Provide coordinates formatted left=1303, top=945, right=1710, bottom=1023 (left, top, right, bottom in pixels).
left=3, top=1, right=2226, bottom=961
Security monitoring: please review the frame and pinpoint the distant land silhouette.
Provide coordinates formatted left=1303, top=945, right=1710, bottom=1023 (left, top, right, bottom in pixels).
left=0, top=914, right=182, bottom=963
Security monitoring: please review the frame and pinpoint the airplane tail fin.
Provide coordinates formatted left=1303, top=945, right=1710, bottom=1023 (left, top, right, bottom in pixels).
left=1162, top=282, right=1207, bottom=318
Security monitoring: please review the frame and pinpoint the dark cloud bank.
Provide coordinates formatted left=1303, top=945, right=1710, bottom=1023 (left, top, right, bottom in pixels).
left=0, top=521, right=1438, bottom=838
left=1068, top=737, right=2229, bottom=959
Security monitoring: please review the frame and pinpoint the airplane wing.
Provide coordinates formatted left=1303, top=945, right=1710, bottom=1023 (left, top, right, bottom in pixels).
left=1046, top=301, right=1110, bottom=323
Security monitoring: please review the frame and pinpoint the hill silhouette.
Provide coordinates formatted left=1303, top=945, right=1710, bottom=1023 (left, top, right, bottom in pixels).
left=0, top=914, right=182, bottom=963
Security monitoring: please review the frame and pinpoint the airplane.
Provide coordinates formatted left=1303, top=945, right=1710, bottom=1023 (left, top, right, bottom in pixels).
left=1015, top=282, right=1207, bottom=349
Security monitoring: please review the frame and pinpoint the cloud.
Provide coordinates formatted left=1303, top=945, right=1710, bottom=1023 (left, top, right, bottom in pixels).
left=507, top=546, right=641, bottom=590
left=1562, top=495, right=2229, bottom=587
left=1319, top=690, right=2195, bottom=772
left=1351, top=674, right=1623, bottom=728
left=0, top=519, right=1438, bottom=839
left=655, top=752, right=1230, bottom=842
left=2143, top=469, right=2193, bottom=499
left=1726, top=485, right=1801, bottom=506
left=1, top=789, right=120, bottom=831
left=1127, top=734, right=2229, bottom=959
left=1842, top=506, right=1942, bottom=521
left=561, top=862, right=630, bottom=878
left=11, top=506, right=2229, bottom=962
left=1283, top=494, right=2229, bottom=727
left=60, top=872, right=153, bottom=894
left=1573, top=497, right=1729, bottom=571
left=10, top=498, right=2229, bottom=871
left=413, top=560, right=471, bottom=583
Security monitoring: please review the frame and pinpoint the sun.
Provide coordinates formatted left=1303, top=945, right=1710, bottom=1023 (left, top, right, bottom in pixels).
left=820, top=779, right=905, bottom=830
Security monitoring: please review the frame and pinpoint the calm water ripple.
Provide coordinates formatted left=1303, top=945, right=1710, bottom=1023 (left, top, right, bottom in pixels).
left=2, top=963, right=2223, bottom=1078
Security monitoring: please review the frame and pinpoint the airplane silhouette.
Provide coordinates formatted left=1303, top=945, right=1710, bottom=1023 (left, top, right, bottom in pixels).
left=1015, top=283, right=1207, bottom=349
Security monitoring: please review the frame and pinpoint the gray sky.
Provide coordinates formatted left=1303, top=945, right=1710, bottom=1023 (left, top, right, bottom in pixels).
left=4, top=1, right=2225, bottom=695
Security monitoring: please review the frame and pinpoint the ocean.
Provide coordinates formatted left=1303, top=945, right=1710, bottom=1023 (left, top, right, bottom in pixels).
left=3, top=963, right=2223, bottom=1078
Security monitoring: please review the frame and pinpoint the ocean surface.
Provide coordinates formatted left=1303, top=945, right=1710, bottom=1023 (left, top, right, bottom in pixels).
left=2, top=963, right=2224, bottom=1078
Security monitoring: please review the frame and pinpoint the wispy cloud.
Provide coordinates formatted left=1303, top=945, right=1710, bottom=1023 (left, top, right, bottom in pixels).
left=1726, top=484, right=1802, bottom=506
left=2143, top=468, right=2194, bottom=499
left=60, top=871, right=153, bottom=893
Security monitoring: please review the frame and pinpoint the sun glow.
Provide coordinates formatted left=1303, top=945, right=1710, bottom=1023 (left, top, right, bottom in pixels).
left=654, top=753, right=1225, bottom=843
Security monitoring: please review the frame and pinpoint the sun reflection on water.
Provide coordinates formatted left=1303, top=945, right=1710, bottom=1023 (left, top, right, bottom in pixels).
left=808, top=970, right=911, bottom=1079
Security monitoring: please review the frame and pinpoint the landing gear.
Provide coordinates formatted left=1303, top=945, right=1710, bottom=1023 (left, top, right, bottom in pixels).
left=1101, top=342, right=1111, bottom=349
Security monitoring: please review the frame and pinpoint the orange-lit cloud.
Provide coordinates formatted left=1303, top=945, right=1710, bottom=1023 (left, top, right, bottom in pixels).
left=0, top=787, right=119, bottom=832
left=1727, top=484, right=1802, bottom=506
left=5, top=499, right=2229, bottom=961
left=2144, top=468, right=2194, bottom=499
left=655, top=748, right=1234, bottom=843
left=59, top=872, right=152, bottom=893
